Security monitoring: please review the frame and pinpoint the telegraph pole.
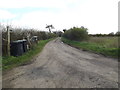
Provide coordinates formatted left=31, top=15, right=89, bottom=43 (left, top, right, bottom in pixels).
left=46, top=25, right=54, bottom=33
left=7, top=26, right=10, bottom=56
left=48, top=28, right=51, bottom=33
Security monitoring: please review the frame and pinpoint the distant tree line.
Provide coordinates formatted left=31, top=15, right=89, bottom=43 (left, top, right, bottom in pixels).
left=89, top=32, right=120, bottom=37
left=53, top=31, right=63, bottom=37
left=63, top=27, right=119, bottom=37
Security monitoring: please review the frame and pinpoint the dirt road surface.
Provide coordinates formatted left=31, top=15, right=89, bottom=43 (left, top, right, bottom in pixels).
left=3, top=38, right=118, bottom=88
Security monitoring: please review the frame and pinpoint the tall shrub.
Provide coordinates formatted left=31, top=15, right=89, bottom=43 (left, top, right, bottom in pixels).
left=62, top=26, right=89, bottom=41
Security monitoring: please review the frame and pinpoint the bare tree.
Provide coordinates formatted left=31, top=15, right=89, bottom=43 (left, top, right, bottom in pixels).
left=46, top=25, right=54, bottom=33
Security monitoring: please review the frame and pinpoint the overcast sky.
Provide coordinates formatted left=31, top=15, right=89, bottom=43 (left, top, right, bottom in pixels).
left=0, top=0, right=119, bottom=34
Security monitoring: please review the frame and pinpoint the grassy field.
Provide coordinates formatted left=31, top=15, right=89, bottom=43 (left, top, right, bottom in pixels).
left=88, top=37, right=118, bottom=48
left=3, top=38, right=54, bottom=70
left=61, top=37, right=119, bottom=58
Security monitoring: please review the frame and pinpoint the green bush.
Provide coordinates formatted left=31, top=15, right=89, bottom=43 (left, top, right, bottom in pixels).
left=62, top=26, right=89, bottom=41
left=47, top=33, right=57, bottom=39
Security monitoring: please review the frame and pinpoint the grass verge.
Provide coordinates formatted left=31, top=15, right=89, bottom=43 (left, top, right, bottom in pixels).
left=3, top=38, right=54, bottom=70
left=61, top=37, right=119, bottom=58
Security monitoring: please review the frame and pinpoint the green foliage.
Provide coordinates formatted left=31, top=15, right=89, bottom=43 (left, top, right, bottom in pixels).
left=89, top=31, right=120, bottom=37
left=61, top=37, right=119, bottom=58
left=62, top=26, right=89, bottom=41
left=2, top=27, right=57, bottom=56
left=53, top=31, right=63, bottom=37
left=115, top=31, right=120, bottom=36
left=47, top=33, right=57, bottom=39
left=89, top=37, right=118, bottom=48
left=2, top=38, right=54, bottom=70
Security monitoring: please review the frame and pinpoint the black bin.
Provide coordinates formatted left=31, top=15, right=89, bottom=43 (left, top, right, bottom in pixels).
left=23, top=40, right=27, bottom=52
left=10, top=40, right=27, bottom=56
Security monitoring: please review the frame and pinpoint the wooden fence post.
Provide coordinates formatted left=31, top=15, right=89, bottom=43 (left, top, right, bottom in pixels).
left=7, top=26, right=10, bottom=56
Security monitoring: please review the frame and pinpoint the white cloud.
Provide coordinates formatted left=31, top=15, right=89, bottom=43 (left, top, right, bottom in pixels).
left=12, top=10, right=83, bottom=30
left=0, top=0, right=119, bottom=34
left=0, top=9, right=16, bottom=20
left=0, top=0, right=78, bottom=9
left=68, top=0, right=119, bottom=34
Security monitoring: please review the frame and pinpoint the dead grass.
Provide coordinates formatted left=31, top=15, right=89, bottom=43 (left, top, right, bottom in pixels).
left=88, top=36, right=118, bottom=48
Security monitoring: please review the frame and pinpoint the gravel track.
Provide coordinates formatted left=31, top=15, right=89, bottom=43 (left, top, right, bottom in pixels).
left=3, top=38, right=118, bottom=88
